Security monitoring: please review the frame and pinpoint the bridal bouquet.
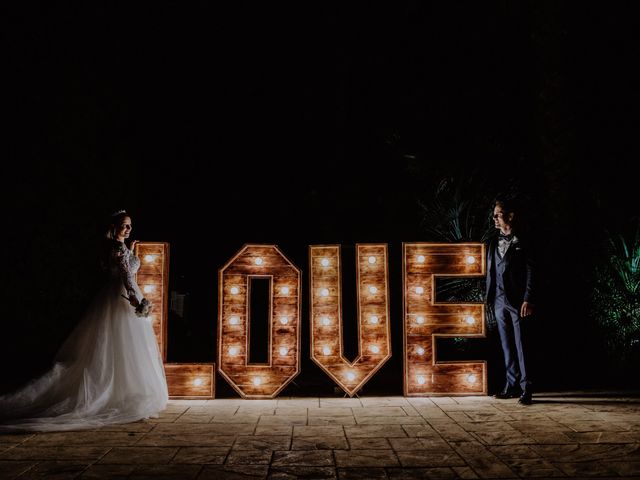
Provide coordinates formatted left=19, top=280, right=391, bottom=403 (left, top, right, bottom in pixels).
left=135, top=298, right=153, bottom=318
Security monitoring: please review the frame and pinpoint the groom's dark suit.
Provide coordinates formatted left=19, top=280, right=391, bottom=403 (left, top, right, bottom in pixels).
left=486, top=232, right=536, bottom=393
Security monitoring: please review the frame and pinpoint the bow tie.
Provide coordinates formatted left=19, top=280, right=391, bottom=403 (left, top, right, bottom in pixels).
left=498, top=233, right=514, bottom=241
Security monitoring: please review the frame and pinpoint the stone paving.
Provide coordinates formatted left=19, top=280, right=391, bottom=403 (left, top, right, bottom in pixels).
left=1, top=392, right=639, bottom=479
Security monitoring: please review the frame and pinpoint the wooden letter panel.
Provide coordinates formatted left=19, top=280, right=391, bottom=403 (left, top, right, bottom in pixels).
left=165, top=363, right=215, bottom=399
left=403, top=243, right=487, bottom=396
left=218, top=245, right=301, bottom=399
left=309, top=244, right=392, bottom=397
left=136, top=242, right=215, bottom=399
left=135, top=242, right=170, bottom=361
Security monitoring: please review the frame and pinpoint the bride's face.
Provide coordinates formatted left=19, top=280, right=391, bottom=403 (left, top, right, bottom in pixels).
left=115, top=217, right=132, bottom=241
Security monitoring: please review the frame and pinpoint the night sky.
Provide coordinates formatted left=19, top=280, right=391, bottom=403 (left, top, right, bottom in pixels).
left=3, top=2, right=639, bottom=395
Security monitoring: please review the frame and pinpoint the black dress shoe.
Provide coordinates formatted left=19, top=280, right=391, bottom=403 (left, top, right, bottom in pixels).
left=518, top=392, right=533, bottom=405
left=493, top=388, right=522, bottom=399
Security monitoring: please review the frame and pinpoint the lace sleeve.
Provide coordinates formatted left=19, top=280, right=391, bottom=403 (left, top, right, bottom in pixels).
left=114, top=244, right=138, bottom=299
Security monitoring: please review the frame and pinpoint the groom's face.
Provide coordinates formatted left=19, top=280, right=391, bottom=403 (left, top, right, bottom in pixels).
left=493, top=205, right=514, bottom=231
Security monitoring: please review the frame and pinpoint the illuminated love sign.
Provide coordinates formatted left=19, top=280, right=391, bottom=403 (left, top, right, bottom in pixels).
left=136, top=241, right=487, bottom=398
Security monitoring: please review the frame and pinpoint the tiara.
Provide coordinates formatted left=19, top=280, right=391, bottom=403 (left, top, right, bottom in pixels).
left=111, top=209, right=127, bottom=217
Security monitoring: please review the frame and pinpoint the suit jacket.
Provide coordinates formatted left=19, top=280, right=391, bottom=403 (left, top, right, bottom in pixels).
left=486, top=233, right=536, bottom=308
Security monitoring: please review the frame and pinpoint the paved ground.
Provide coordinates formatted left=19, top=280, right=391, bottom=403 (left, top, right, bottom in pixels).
left=1, top=392, right=639, bottom=479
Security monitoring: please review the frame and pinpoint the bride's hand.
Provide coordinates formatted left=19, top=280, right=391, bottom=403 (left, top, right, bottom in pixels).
left=129, top=296, right=140, bottom=308
left=129, top=240, right=138, bottom=252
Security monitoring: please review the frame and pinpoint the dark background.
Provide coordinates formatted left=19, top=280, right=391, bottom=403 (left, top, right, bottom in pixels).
left=2, top=2, right=639, bottom=396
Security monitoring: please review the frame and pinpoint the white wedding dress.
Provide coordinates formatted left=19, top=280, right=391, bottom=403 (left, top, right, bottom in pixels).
left=0, top=241, right=168, bottom=431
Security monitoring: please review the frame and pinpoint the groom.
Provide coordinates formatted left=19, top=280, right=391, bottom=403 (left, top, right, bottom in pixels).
left=486, top=196, right=536, bottom=405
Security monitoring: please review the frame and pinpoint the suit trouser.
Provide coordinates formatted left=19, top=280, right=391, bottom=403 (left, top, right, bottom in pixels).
left=494, top=295, right=532, bottom=392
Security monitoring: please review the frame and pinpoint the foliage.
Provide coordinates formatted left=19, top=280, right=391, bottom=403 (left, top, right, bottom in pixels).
left=417, top=176, right=497, bottom=340
left=590, top=221, right=640, bottom=368
left=417, top=176, right=494, bottom=243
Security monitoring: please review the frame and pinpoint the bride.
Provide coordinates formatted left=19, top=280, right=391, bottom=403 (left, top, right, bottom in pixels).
left=0, top=210, right=168, bottom=431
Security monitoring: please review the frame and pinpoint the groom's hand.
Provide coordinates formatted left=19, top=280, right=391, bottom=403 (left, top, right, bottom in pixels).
left=520, top=301, right=534, bottom=317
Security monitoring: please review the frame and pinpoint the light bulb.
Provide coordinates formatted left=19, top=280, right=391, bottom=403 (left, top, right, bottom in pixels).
left=228, top=346, right=239, bottom=356
left=415, top=286, right=424, bottom=295
left=193, top=378, right=204, bottom=387
left=320, top=288, right=329, bottom=297
left=322, top=346, right=331, bottom=355
left=279, top=316, right=289, bottom=325
left=346, top=371, right=356, bottom=381
left=417, top=255, right=425, bottom=263
left=281, top=286, right=290, bottom=295
left=229, top=316, right=240, bottom=325
left=253, top=377, right=262, bottom=386
left=369, top=315, right=379, bottom=324
left=368, top=256, right=376, bottom=264
left=255, top=257, right=264, bottom=265
left=321, top=258, right=330, bottom=267
left=465, top=316, right=476, bottom=325
left=417, top=375, right=426, bottom=385
left=230, top=286, right=239, bottom=295
left=416, top=316, right=425, bottom=325
left=369, top=286, right=378, bottom=294
left=279, top=347, right=288, bottom=356
left=467, top=374, right=477, bottom=384
left=370, top=345, right=380, bottom=354
left=143, top=285, right=155, bottom=294
left=322, top=317, right=331, bottom=326
left=144, top=254, right=156, bottom=263
left=417, top=347, right=425, bottom=356
left=466, top=256, right=476, bottom=264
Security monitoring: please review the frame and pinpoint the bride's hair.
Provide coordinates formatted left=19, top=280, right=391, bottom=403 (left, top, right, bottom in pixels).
left=105, top=210, right=130, bottom=239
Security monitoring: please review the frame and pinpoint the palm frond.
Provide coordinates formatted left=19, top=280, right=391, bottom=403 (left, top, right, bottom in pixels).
left=591, top=219, right=640, bottom=365
left=417, top=176, right=493, bottom=243
left=417, top=175, right=497, bottom=329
